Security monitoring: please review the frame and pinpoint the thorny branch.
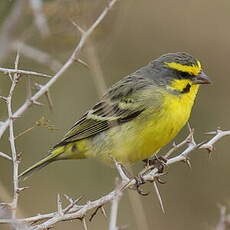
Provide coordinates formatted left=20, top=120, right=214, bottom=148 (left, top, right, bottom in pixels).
left=0, top=0, right=121, bottom=228
left=7, top=52, right=20, bottom=219
left=0, top=0, right=119, bottom=139
left=0, top=127, right=229, bottom=229
left=0, top=67, right=52, bottom=79
left=0, top=152, right=12, bottom=161
left=0, top=0, right=230, bottom=229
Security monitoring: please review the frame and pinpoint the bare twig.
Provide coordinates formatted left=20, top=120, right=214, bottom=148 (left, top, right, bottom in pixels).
left=63, top=195, right=82, bottom=215
left=164, top=130, right=194, bottom=158
left=1, top=125, right=230, bottom=228
left=7, top=53, right=21, bottom=219
left=14, top=126, right=35, bottom=140
left=0, top=0, right=119, bottom=140
left=0, top=67, right=51, bottom=78
left=0, top=152, right=12, bottom=161
left=1, top=0, right=230, bottom=229
left=109, top=193, right=121, bottom=230
left=0, top=117, right=230, bottom=230
left=44, top=90, right=54, bottom=111
left=200, top=129, right=230, bottom=152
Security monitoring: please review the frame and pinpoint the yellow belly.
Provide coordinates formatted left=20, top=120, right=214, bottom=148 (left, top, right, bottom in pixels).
left=108, top=90, right=196, bottom=162
left=65, top=85, right=199, bottom=164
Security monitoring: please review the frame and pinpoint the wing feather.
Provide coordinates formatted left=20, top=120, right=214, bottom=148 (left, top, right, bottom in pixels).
left=53, top=74, right=155, bottom=148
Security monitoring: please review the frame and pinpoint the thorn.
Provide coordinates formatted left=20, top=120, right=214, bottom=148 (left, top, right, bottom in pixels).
left=217, top=127, right=222, bottom=132
left=208, top=151, right=213, bottom=160
left=45, top=90, right=54, bottom=111
left=0, top=152, right=12, bottom=161
left=89, top=206, right=100, bottom=222
left=10, top=115, right=21, bottom=121
left=17, top=186, right=30, bottom=193
left=8, top=72, right=13, bottom=81
left=202, top=144, right=214, bottom=153
left=187, top=123, right=195, bottom=141
left=0, top=96, right=7, bottom=102
left=89, top=205, right=106, bottom=221
left=82, top=217, right=88, bottom=230
left=101, top=206, right=107, bottom=218
left=75, top=58, right=89, bottom=69
left=183, top=158, right=192, bottom=169
left=153, top=181, right=165, bottom=214
left=187, top=122, right=192, bottom=133
left=30, top=99, right=44, bottom=106
left=71, top=20, right=86, bottom=35
left=34, top=82, right=53, bottom=109
left=63, top=196, right=83, bottom=214
left=34, top=82, right=43, bottom=90
left=14, top=126, right=35, bottom=140
left=64, top=194, right=74, bottom=204
left=205, top=131, right=217, bottom=135
left=14, top=50, right=20, bottom=70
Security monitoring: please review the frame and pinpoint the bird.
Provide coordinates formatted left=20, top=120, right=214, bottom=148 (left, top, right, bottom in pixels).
left=19, top=52, right=211, bottom=179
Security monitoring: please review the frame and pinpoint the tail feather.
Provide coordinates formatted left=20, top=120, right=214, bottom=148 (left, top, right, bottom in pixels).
left=19, top=147, right=64, bottom=180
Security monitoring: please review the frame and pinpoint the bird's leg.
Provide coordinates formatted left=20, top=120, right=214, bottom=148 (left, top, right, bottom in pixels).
left=142, top=156, right=168, bottom=184
left=133, top=173, right=149, bottom=196
left=113, top=160, right=149, bottom=196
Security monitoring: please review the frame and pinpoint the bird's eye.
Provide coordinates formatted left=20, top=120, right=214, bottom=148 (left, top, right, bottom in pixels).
left=180, top=71, right=189, bottom=78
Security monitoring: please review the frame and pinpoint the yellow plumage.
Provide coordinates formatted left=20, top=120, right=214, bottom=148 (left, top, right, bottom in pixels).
left=61, top=82, right=199, bottom=163
left=19, top=52, right=210, bottom=179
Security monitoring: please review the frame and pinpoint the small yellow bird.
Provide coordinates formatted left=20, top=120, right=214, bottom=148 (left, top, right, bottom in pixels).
left=20, top=52, right=211, bottom=179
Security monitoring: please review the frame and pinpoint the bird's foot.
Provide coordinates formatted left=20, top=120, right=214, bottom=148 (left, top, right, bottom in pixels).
left=132, top=174, right=149, bottom=196
left=143, top=156, right=167, bottom=172
left=142, top=156, right=168, bottom=184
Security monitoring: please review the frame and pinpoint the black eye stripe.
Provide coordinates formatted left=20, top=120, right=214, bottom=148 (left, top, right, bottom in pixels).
left=181, top=83, right=191, bottom=93
left=178, top=71, right=193, bottom=79
left=180, top=72, right=188, bottom=77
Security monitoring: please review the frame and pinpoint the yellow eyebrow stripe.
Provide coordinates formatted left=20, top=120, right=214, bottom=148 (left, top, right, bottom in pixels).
left=165, top=61, right=201, bottom=75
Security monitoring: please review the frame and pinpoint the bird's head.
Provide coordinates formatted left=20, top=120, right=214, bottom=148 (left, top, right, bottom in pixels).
left=150, top=52, right=211, bottom=94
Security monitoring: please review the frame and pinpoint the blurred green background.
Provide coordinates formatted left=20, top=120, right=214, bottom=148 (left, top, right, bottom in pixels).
left=0, top=0, right=230, bottom=229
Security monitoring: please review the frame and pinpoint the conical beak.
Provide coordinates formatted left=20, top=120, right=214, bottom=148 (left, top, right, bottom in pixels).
left=193, top=72, right=211, bottom=84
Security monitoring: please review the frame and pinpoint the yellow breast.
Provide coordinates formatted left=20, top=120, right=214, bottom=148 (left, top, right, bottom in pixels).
left=107, top=84, right=199, bottom=163
left=73, top=84, right=200, bottom=164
